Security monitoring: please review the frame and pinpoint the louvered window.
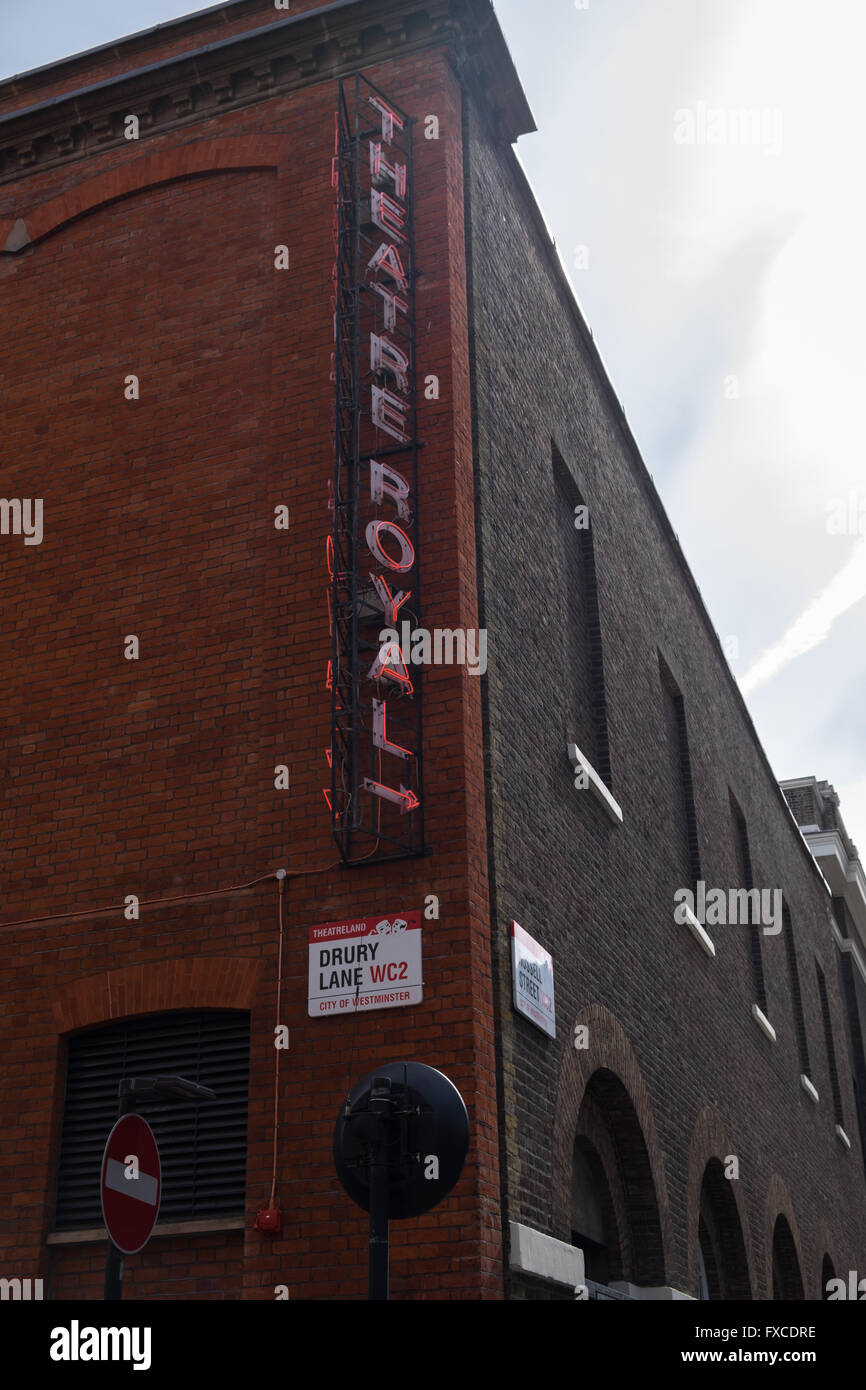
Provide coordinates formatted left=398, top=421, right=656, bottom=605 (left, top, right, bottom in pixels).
left=54, top=1010, right=250, bottom=1230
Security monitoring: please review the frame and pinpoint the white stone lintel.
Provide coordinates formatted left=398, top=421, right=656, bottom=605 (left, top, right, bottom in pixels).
left=509, top=1221, right=585, bottom=1288
left=752, top=1003, right=777, bottom=1042
left=567, top=742, right=623, bottom=825
left=681, top=905, right=716, bottom=957
left=836, top=1124, right=852, bottom=1150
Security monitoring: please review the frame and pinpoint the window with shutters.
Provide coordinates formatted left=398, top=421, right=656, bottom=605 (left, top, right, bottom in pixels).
left=54, top=1009, right=250, bottom=1230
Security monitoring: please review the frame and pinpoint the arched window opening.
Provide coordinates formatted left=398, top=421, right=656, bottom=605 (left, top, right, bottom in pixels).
left=571, top=1139, right=616, bottom=1286
left=771, top=1215, right=804, bottom=1300
left=696, top=1159, right=751, bottom=1300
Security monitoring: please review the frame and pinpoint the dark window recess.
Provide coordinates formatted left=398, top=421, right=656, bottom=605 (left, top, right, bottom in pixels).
left=837, top=954, right=866, bottom=1184
left=571, top=1143, right=611, bottom=1286
left=853, top=1077, right=866, bottom=1188
left=771, top=1215, right=804, bottom=1300
left=832, top=896, right=850, bottom=938
left=585, top=1278, right=633, bottom=1300
left=821, top=1253, right=836, bottom=1299
left=698, top=1220, right=717, bottom=1300
left=553, top=446, right=612, bottom=789
left=658, top=654, right=701, bottom=888
left=730, top=791, right=767, bottom=1014
left=55, top=1010, right=250, bottom=1230
left=581, top=519, right=611, bottom=789
left=816, top=965, right=844, bottom=1127
left=782, top=905, right=810, bottom=1076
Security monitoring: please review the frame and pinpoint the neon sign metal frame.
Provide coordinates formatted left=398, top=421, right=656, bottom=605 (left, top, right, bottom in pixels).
left=328, top=73, right=423, bottom=863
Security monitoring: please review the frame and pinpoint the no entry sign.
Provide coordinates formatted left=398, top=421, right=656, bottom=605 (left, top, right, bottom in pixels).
left=100, top=1114, right=161, bottom=1254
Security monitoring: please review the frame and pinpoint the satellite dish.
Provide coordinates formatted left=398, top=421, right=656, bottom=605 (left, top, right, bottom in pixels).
left=333, top=1061, right=469, bottom=1220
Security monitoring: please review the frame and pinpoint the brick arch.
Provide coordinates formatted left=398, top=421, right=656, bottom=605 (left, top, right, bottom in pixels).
left=764, top=1173, right=806, bottom=1299
left=815, top=1219, right=838, bottom=1301
left=1, top=135, right=286, bottom=253
left=687, top=1107, right=755, bottom=1299
left=817, top=1217, right=845, bottom=1301
left=51, top=956, right=261, bottom=1034
left=553, top=1003, right=673, bottom=1286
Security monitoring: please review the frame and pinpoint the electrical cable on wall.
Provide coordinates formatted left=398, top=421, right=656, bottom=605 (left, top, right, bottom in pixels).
left=0, top=861, right=342, bottom=935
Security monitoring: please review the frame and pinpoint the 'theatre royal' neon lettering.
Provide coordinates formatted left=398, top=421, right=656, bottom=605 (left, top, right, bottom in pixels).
left=327, top=75, right=423, bottom=861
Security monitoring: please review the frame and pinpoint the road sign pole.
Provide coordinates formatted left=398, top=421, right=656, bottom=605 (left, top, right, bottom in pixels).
left=334, top=1063, right=469, bottom=1297
left=103, top=1092, right=135, bottom=1302
left=368, top=1076, right=392, bottom=1301
left=100, top=1076, right=212, bottom=1302
left=104, top=1241, right=124, bottom=1301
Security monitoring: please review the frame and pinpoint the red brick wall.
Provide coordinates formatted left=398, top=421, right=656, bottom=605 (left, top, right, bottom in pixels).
left=51, top=1231, right=246, bottom=1301
left=0, top=10, right=501, bottom=1299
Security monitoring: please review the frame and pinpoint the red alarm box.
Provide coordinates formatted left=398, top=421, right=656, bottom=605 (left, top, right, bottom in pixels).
left=255, top=1206, right=282, bottom=1234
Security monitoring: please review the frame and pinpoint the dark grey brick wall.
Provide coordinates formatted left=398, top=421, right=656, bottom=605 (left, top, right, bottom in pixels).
left=463, top=91, right=866, bottom=1298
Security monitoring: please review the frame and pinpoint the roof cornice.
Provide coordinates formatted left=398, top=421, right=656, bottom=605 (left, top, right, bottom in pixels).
left=0, top=0, right=534, bottom=190
left=0, top=0, right=255, bottom=91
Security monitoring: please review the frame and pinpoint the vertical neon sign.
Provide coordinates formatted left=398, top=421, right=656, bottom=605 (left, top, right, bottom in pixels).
left=328, top=74, right=423, bottom=862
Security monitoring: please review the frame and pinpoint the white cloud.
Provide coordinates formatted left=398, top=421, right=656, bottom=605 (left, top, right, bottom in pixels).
left=494, top=0, right=866, bottom=844
left=740, top=539, right=866, bottom=694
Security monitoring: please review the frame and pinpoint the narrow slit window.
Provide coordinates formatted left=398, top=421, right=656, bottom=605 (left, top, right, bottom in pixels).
left=782, top=903, right=810, bottom=1077
left=553, top=445, right=612, bottom=790
left=816, top=963, right=844, bottom=1128
left=730, top=790, right=767, bottom=1015
left=659, top=653, right=701, bottom=890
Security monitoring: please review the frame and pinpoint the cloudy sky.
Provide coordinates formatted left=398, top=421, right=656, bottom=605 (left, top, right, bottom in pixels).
left=3, top=0, right=864, bottom=848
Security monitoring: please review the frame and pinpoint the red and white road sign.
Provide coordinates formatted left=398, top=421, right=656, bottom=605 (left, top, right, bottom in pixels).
left=100, top=1114, right=161, bottom=1254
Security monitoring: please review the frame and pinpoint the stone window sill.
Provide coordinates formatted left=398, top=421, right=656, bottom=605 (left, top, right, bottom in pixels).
left=46, top=1215, right=245, bottom=1245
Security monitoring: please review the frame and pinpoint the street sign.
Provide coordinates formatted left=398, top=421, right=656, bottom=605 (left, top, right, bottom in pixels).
left=100, top=1114, right=161, bottom=1255
left=511, top=921, right=556, bottom=1038
left=308, top=911, right=422, bottom=1015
